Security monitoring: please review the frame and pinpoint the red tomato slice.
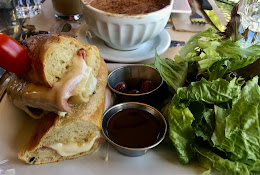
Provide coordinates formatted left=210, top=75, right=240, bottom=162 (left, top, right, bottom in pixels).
left=0, top=33, right=31, bottom=73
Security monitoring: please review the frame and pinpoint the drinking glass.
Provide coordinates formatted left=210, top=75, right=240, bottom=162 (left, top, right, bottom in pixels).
left=51, top=0, right=82, bottom=21
left=237, top=0, right=260, bottom=47
left=0, top=0, right=21, bottom=39
left=12, top=0, right=42, bottom=19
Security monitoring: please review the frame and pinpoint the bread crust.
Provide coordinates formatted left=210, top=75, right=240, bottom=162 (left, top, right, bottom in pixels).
left=19, top=34, right=52, bottom=87
left=18, top=59, right=108, bottom=164
left=20, top=34, right=101, bottom=87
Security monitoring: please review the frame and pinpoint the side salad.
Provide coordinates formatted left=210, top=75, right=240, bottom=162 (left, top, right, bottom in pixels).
left=154, top=12, right=260, bottom=175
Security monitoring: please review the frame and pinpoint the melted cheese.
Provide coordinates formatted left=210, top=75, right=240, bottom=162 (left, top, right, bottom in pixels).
left=68, top=66, right=97, bottom=104
left=48, top=134, right=99, bottom=157
left=8, top=55, right=97, bottom=118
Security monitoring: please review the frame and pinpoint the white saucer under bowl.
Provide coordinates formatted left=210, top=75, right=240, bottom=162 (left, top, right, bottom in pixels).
left=75, top=24, right=171, bottom=63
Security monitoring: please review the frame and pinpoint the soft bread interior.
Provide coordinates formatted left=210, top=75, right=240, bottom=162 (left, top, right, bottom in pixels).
left=18, top=59, right=108, bottom=164
left=44, top=39, right=79, bottom=85
left=20, top=34, right=101, bottom=87
left=19, top=113, right=101, bottom=164
left=43, top=37, right=100, bottom=85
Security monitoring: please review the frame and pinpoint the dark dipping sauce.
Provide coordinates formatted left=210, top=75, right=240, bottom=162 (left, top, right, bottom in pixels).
left=106, top=108, right=161, bottom=148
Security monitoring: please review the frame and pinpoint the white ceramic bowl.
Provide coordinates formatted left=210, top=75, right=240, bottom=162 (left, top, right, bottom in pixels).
left=81, top=0, right=174, bottom=50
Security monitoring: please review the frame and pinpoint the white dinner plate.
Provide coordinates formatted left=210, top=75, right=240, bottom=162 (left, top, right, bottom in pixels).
left=172, top=0, right=191, bottom=13
left=75, top=24, right=171, bottom=63
left=0, top=64, right=216, bottom=175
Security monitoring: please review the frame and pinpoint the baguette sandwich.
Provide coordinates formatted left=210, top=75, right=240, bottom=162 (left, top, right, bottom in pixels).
left=6, top=34, right=108, bottom=164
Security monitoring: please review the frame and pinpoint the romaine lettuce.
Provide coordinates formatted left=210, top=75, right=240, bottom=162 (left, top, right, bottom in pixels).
left=154, top=17, right=260, bottom=174
left=155, top=52, right=188, bottom=92
left=173, top=27, right=260, bottom=81
left=165, top=99, right=195, bottom=164
left=215, top=77, right=260, bottom=161
left=194, top=146, right=251, bottom=175
left=161, top=71, right=260, bottom=174
left=175, top=77, right=242, bottom=104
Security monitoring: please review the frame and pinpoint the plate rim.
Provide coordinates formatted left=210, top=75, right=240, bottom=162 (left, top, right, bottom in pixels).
left=75, top=23, right=171, bottom=63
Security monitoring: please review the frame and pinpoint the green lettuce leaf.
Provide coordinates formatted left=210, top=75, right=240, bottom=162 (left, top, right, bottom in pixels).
left=249, top=160, right=260, bottom=172
left=217, top=42, right=260, bottom=72
left=173, top=27, right=260, bottom=81
left=216, top=76, right=260, bottom=161
left=194, top=146, right=252, bottom=175
left=154, top=21, right=260, bottom=174
left=154, top=52, right=188, bottom=92
left=175, top=77, right=242, bottom=105
left=175, top=27, right=223, bottom=63
left=211, top=105, right=232, bottom=147
left=189, top=102, right=215, bottom=141
left=166, top=99, right=195, bottom=164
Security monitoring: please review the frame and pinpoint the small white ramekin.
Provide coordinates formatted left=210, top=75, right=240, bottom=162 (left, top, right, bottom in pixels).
left=81, top=0, right=174, bottom=50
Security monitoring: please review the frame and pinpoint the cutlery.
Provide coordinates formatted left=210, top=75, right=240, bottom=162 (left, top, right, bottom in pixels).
left=197, top=0, right=226, bottom=32
left=169, top=40, right=185, bottom=47
left=188, top=0, right=206, bottom=24
left=0, top=68, right=11, bottom=102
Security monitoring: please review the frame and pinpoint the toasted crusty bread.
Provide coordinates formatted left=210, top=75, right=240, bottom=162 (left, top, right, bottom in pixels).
left=7, top=34, right=102, bottom=119
left=18, top=59, right=108, bottom=164
left=20, top=34, right=101, bottom=87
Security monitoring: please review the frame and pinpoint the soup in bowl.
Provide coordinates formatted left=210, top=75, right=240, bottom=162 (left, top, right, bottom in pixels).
left=81, top=0, right=173, bottom=50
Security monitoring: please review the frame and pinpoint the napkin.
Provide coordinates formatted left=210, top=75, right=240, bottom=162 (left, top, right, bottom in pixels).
left=171, top=13, right=210, bottom=33
left=171, top=0, right=227, bottom=33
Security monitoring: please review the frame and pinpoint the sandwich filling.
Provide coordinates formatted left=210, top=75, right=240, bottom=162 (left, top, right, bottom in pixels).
left=47, top=132, right=100, bottom=157
left=8, top=54, right=97, bottom=118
